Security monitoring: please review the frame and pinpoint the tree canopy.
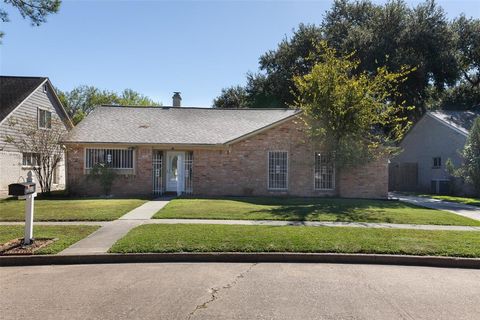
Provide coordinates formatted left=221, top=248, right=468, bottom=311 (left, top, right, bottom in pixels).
left=294, top=42, right=412, bottom=168
left=214, top=0, right=479, bottom=119
left=56, top=86, right=161, bottom=125
left=447, top=117, right=480, bottom=196
left=1, top=0, right=61, bottom=41
left=212, top=86, right=249, bottom=109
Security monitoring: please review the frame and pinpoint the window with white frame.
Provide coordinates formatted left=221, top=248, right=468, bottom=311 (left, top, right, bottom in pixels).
left=85, top=148, right=134, bottom=169
left=38, top=108, right=52, bottom=129
left=314, top=152, right=335, bottom=190
left=432, top=157, right=442, bottom=168
left=268, top=151, right=288, bottom=190
left=22, top=152, right=39, bottom=167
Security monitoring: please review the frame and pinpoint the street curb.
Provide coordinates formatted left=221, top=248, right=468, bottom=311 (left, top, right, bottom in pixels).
left=1, top=252, right=480, bottom=269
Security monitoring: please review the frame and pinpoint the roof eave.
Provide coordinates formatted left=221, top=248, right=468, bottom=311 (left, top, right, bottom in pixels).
left=46, top=79, right=74, bottom=129
left=62, top=141, right=228, bottom=150
left=426, top=112, right=468, bottom=137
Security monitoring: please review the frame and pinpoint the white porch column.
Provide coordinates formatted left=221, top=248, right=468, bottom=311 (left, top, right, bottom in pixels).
left=177, top=153, right=185, bottom=196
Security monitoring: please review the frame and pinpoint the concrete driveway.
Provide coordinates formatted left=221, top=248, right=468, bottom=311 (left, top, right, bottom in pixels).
left=1, top=263, right=479, bottom=320
left=394, top=193, right=480, bottom=221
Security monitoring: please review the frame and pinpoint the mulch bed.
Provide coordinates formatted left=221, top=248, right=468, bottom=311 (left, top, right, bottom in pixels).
left=0, top=238, right=58, bottom=255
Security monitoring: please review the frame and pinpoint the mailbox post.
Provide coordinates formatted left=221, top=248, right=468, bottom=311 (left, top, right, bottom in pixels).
left=8, top=171, right=37, bottom=245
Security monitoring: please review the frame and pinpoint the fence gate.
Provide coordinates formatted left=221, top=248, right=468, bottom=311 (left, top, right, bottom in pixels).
left=152, top=150, right=163, bottom=195
left=389, top=162, right=418, bottom=192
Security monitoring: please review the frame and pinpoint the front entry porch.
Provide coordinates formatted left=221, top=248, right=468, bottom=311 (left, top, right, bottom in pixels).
left=152, top=150, right=193, bottom=196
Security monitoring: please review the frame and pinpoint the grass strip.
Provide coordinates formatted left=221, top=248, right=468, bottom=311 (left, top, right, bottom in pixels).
left=0, top=225, right=100, bottom=254
left=110, top=224, right=480, bottom=258
left=154, top=197, right=480, bottom=226
left=0, top=198, right=148, bottom=221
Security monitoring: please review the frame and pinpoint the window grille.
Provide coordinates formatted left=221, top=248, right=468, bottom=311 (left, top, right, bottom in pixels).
left=315, top=152, right=335, bottom=190
left=85, top=148, right=134, bottom=169
left=268, top=151, right=288, bottom=190
left=433, top=157, right=442, bottom=168
left=184, top=151, right=194, bottom=195
left=22, top=152, right=39, bottom=167
left=152, top=150, right=163, bottom=195
left=38, top=109, right=52, bottom=129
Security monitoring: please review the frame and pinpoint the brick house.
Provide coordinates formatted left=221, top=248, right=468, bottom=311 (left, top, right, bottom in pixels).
left=63, top=99, right=388, bottom=199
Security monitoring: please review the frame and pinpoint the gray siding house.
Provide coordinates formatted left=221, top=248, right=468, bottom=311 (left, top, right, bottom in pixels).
left=390, top=110, right=480, bottom=195
left=0, top=76, right=73, bottom=195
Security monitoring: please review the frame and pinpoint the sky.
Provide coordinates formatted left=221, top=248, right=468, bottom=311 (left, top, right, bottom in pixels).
left=1, top=0, right=479, bottom=107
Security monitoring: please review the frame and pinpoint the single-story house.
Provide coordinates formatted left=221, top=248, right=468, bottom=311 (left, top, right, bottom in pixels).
left=63, top=94, right=388, bottom=198
left=0, top=76, right=73, bottom=195
left=389, top=110, right=480, bottom=195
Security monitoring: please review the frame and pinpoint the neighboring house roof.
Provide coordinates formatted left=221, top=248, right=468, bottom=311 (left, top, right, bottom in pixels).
left=428, top=110, right=480, bottom=136
left=0, top=76, right=47, bottom=122
left=0, top=75, right=73, bottom=128
left=64, top=106, right=300, bottom=145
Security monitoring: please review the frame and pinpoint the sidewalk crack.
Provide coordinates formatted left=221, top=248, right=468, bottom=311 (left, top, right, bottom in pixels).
left=186, top=263, right=257, bottom=319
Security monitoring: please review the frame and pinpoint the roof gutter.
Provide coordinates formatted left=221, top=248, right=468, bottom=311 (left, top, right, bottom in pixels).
left=61, top=141, right=228, bottom=150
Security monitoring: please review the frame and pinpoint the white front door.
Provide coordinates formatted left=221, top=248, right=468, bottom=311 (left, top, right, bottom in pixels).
left=166, top=151, right=185, bottom=192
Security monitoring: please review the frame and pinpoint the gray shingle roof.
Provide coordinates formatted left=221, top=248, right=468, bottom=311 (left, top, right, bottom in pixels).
left=429, top=110, right=480, bottom=135
left=64, top=106, right=300, bottom=145
left=0, top=76, right=47, bottom=122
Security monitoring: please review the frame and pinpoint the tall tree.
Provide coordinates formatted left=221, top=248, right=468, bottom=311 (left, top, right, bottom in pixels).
left=431, top=82, right=480, bottom=110
left=324, top=0, right=458, bottom=116
left=215, top=0, right=468, bottom=119
left=56, top=86, right=161, bottom=124
left=293, top=42, right=412, bottom=169
left=1, top=0, right=61, bottom=41
left=447, top=117, right=480, bottom=196
left=249, top=23, right=325, bottom=108
left=451, top=15, right=480, bottom=88
left=213, top=86, right=249, bottom=109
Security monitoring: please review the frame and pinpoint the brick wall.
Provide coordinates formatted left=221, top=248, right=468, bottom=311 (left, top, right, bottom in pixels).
left=66, top=145, right=153, bottom=196
left=193, top=119, right=388, bottom=199
left=66, top=119, right=388, bottom=199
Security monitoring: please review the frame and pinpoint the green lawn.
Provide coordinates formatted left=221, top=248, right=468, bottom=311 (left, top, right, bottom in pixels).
left=420, top=194, right=480, bottom=207
left=153, top=197, right=480, bottom=226
left=0, top=225, right=100, bottom=254
left=110, top=224, right=480, bottom=258
left=0, top=198, right=148, bottom=221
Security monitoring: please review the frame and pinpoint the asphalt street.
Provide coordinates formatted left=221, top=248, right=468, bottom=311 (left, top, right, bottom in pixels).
left=1, top=263, right=479, bottom=319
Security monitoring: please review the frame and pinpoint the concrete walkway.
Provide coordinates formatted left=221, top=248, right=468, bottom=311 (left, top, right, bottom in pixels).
left=118, top=198, right=172, bottom=220
left=3, top=218, right=479, bottom=232
left=3, top=217, right=480, bottom=231
left=59, top=199, right=170, bottom=255
left=395, top=193, right=480, bottom=221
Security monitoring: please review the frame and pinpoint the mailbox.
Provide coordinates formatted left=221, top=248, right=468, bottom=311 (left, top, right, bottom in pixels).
left=8, top=182, right=36, bottom=196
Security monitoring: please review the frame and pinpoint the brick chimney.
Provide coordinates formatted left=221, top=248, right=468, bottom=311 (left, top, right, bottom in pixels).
left=172, top=92, right=182, bottom=107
